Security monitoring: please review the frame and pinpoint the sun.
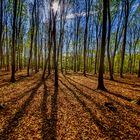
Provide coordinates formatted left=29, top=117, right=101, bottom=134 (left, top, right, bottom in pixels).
left=52, top=1, right=59, bottom=13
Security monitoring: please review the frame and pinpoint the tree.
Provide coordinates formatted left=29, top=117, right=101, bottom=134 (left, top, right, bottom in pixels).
left=120, top=0, right=129, bottom=78
left=107, top=0, right=114, bottom=80
left=97, top=0, right=107, bottom=90
left=83, top=0, right=92, bottom=76
left=10, top=0, right=18, bottom=82
left=111, top=5, right=123, bottom=74
left=27, top=1, right=35, bottom=77
left=52, top=0, right=58, bottom=86
left=42, top=1, right=52, bottom=79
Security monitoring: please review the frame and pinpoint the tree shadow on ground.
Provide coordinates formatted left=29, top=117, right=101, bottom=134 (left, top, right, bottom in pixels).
left=0, top=80, right=42, bottom=118
left=66, top=76, right=132, bottom=101
left=4, top=81, right=41, bottom=104
left=59, top=79, right=122, bottom=138
left=65, top=75, right=97, bottom=92
left=107, top=90, right=132, bottom=101
left=113, top=79, right=140, bottom=88
left=85, top=74, right=140, bottom=88
left=84, top=75, right=140, bottom=99
left=41, top=80, right=50, bottom=139
left=0, top=75, right=28, bottom=88
left=0, top=72, right=9, bottom=77
left=63, top=75, right=140, bottom=126
left=0, top=78, right=39, bottom=101
left=59, top=76, right=140, bottom=138
left=41, top=80, right=58, bottom=140
left=0, top=80, right=43, bottom=140
left=107, top=83, right=140, bottom=92
left=66, top=75, right=140, bottom=115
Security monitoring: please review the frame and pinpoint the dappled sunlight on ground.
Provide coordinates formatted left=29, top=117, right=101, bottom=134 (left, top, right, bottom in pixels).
left=0, top=71, right=140, bottom=139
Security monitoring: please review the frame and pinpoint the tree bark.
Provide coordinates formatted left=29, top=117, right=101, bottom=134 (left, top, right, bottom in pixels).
left=98, top=0, right=107, bottom=91
left=120, top=0, right=129, bottom=78
left=27, top=2, right=35, bottom=77
left=52, top=9, right=58, bottom=86
left=107, top=0, right=114, bottom=80
left=10, top=0, right=18, bottom=82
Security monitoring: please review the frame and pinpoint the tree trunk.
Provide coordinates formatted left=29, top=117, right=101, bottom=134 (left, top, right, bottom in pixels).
left=10, top=0, right=18, bottom=82
left=52, top=12, right=58, bottom=86
left=107, top=0, right=114, bottom=80
left=97, top=0, right=107, bottom=90
left=27, top=2, right=35, bottom=77
left=6, top=16, right=9, bottom=71
left=83, top=18, right=88, bottom=76
left=83, top=0, right=91, bottom=76
left=120, top=0, right=129, bottom=78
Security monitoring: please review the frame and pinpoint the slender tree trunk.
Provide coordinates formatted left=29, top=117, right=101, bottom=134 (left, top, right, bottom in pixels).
left=10, top=0, right=18, bottom=82
left=98, top=0, right=107, bottom=90
left=48, top=44, right=52, bottom=75
left=34, top=30, right=38, bottom=73
left=6, top=17, right=9, bottom=71
left=52, top=12, right=58, bottom=86
left=107, top=0, right=114, bottom=80
left=24, top=46, right=26, bottom=68
left=42, top=36, right=51, bottom=79
left=83, top=0, right=91, bottom=76
left=128, top=40, right=132, bottom=73
left=83, top=19, right=88, bottom=76
left=94, top=25, right=99, bottom=75
left=120, top=0, right=129, bottom=78
left=47, top=10, right=52, bottom=76
left=133, top=47, right=136, bottom=73
left=20, top=35, right=23, bottom=71
left=34, top=2, right=39, bottom=73
left=27, top=2, right=35, bottom=76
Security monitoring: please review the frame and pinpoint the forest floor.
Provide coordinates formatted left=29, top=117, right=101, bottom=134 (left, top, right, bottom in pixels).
left=0, top=70, right=140, bottom=140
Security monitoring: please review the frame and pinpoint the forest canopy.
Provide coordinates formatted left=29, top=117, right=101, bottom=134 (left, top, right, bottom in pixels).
left=0, top=0, right=140, bottom=87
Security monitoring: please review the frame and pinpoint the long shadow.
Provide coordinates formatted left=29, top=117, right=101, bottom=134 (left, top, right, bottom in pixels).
left=41, top=80, right=51, bottom=140
left=68, top=76, right=140, bottom=115
left=67, top=77, right=137, bottom=102
left=0, top=75, right=28, bottom=89
left=0, top=80, right=43, bottom=140
left=86, top=74, right=140, bottom=88
left=113, top=79, right=140, bottom=88
left=0, top=73, right=9, bottom=77
left=5, top=81, right=41, bottom=104
left=80, top=75, right=139, bottom=101
left=60, top=77, right=140, bottom=135
left=59, top=79, right=117, bottom=138
left=0, top=79, right=38, bottom=99
left=107, top=82, right=140, bottom=92
left=101, top=91, right=140, bottom=115
left=50, top=84, right=58, bottom=140
left=65, top=72, right=83, bottom=76
left=107, top=91, right=132, bottom=101
left=41, top=80, right=58, bottom=140
left=66, top=76, right=132, bottom=102
left=65, top=76, right=97, bottom=92
left=0, top=81, right=40, bottom=117
left=67, top=75, right=140, bottom=93
left=0, top=72, right=40, bottom=89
